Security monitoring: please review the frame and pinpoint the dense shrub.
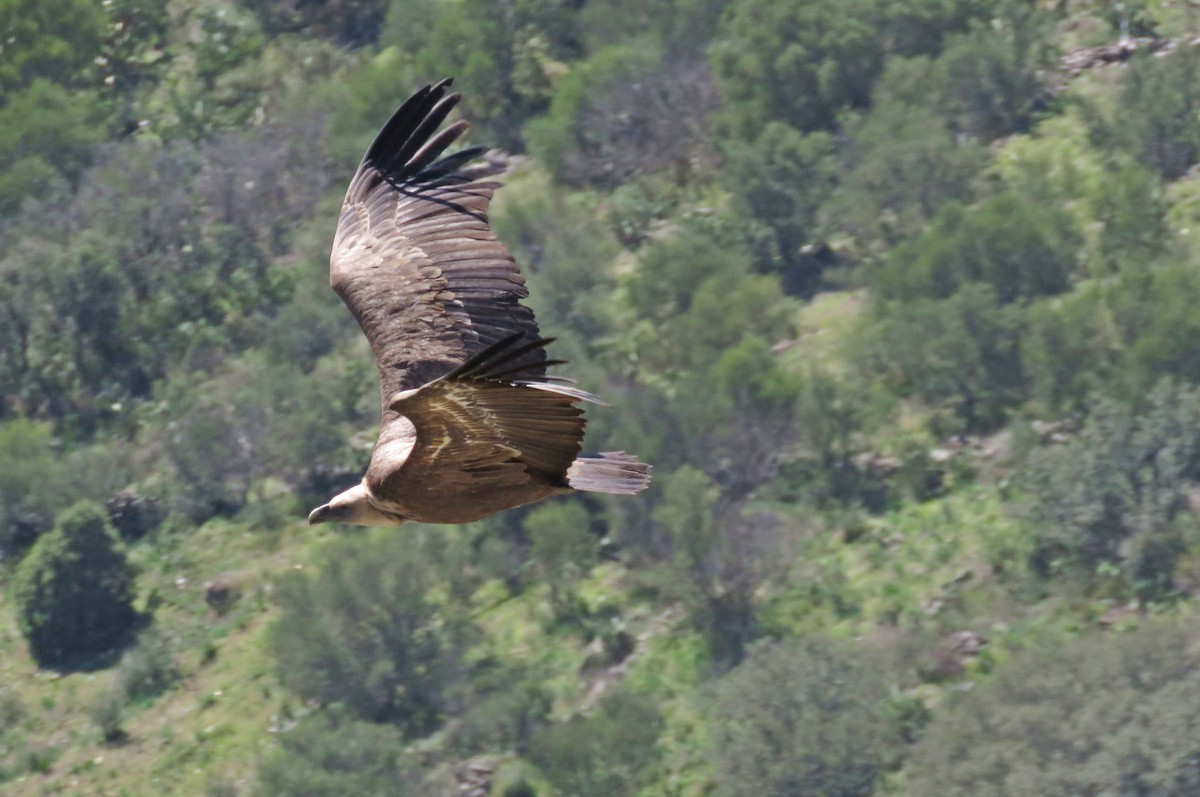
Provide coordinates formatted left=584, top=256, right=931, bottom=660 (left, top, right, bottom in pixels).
left=116, top=628, right=179, bottom=702
left=653, top=466, right=783, bottom=663
left=711, top=637, right=899, bottom=797
left=875, top=192, right=1080, bottom=305
left=0, top=0, right=104, bottom=96
left=397, top=0, right=584, bottom=150
left=529, top=42, right=720, bottom=188
left=491, top=177, right=621, bottom=341
left=932, top=5, right=1053, bottom=140
left=525, top=500, right=596, bottom=619
left=0, top=419, right=63, bottom=553
left=528, top=686, right=663, bottom=797
left=824, top=94, right=986, bottom=256
left=1026, top=381, right=1200, bottom=597
left=710, top=0, right=992, bottom=137
left=270, top=532, right=470, bottom=733
left=1107, top=44, right=1200, bottom=179
left=449, top=664, right=552, bottom=756
left=858, top=284, right=1025, bottom=430
left=721, top=122, right=837, bottom=288
left=244, top=0, right=390, bottom=46
left=906, top=620, right=1200, bottom=797
left=254, top=709, right=430, bottom=797
left=13, top=502, right=138, bottom=667
left=0, top=81, right=105, bottom=215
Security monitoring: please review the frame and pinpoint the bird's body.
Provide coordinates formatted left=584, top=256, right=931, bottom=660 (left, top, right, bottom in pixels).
left=307, top=79, right=650, bottom=527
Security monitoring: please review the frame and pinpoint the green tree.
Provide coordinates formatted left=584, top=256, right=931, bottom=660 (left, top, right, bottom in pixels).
left=788, top=368, right=892, bottom=510
left=721, top=123, right=837, bottom=290
left=0, top=419, right=63, bottom=552
left=859, top=284, right=1025, bottom=430
left=652, top=466, right=781, bottom=663
left=400, top=0, right=584, bottom=150
left=1109, top=262, right=1200, bottom=396
left=906, top=620, right=1200, bottom=797
left=932, top=5, right=1053, bottom=140
left=711, top=637, right=899, bottom=797
left=255, top=709, right=428, bottom=797
left=875, top=192, right=1080, bottom=305
left=1090, top=158, right=1169, bottom=275
left=1023, top=285, right=1116, bottom=413
left=0, top=0, right=103, bottom=96
left=528, top=686, right=663, bottom=797
left=0, top=81, right=105, bottom=214
left=271, top=532, right=469, bottom=733
left=529, top=41, right=719, bottom=188
left=1026, top=381, right=1200, bottom=598
left=525, top=501, right=597, bottom=619
left=244, top=0, right=390, bottom=46
left=710, top=0, right=992, bottom=137
left=491, top=175, right=621, bottom=342
left=13, top=502, right=138, bottom=667
left=620, top=221, right=793, bottom=374
left=710, top=0, right=883, bottom=136
left=1107, top=44, right=1200, bottom=179
left=824, top=97, right=985, bottom=256
left=578, top=0, right=728, bottom=56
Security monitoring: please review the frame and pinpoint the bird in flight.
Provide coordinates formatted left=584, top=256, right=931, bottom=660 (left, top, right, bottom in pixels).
left=307, top=79, right=651, bottom=527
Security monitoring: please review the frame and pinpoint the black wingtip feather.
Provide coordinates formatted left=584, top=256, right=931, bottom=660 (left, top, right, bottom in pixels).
left=447, top=334, right=554, bottom=381
left=361, top=78, right=489, bottom=188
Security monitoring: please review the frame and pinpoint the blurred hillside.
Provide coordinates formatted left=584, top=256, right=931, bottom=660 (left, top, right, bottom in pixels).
left=4, top=1, right=1200, bottom=795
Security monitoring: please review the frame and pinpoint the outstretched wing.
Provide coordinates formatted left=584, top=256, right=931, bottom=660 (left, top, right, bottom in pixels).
left=331, top=79, right=543, bottom=407
left=367, top=337, right=601, bottom=499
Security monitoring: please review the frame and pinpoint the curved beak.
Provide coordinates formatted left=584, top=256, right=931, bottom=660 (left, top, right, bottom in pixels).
left=308, top=504, right=331, bottom=525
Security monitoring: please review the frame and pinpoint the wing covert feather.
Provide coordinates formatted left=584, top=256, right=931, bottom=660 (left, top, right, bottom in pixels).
left=368, top=337, right=593, bottom=501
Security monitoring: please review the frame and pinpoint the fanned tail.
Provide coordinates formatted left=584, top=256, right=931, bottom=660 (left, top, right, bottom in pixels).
left=567, top=452, right=652, bottom=495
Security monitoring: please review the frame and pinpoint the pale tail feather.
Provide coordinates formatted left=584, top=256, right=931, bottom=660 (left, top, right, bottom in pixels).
left=566, top=452, right=652, bottom=495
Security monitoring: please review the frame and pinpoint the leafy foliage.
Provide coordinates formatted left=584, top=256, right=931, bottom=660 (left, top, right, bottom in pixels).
left=0, top=419, right=63, bottom=553
left=721, top=123, right=837, bottom=289
left=0, top=0, right=103, bottom=96
left=711, top=637, right=899, bottom=797
left=245, top=0, right=391, bottom=46
left=710, top=0, right=992, bottom=137
left=528, top=686, right=664, bottom=797
left=3, top=2, right=1200, bottom=794
left=906, top=620, right=1200, bottom=797
left=1026, top=381, right=1200, bottom=597
left=0, top=81, right=105, bottom=214
left=1106, top=44, right=1200, bottom=179
left=824, top=79, right=986, bottom=254
left=529, top=42, right=719, bottom=188
left=858, top=284, right=1025, bottom=430
left=875, top=192, right=1080, bottom=304
left=13, top=502, right=137, bottom=667
left=271, top=532, right=470, bottom=732
left=255, top=708, right=429, bottom=797
left=525, top=500, right=597, bottom=618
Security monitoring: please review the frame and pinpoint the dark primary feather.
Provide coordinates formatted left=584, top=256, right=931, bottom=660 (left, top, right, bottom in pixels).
left=330, top=79, right=544, bottom=407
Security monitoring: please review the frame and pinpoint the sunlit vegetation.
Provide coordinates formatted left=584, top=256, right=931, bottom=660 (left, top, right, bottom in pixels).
left=3, top=2, right=1200, bottom=795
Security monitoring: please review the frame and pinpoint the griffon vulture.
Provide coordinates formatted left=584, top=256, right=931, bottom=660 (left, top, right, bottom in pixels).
left=307, top=79, right=651, bottom=527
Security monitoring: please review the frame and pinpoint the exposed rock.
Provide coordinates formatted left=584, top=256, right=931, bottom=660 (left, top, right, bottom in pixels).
left=453, top=757, right=495, bottom=797
left=105, top=489, right=164, bottom=541
left=923, top=630, right=987, bottom=682
left=204, top=571, right=250, bottom=615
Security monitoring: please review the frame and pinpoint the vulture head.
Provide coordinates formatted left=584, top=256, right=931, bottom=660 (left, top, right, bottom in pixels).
left=308, top=484, right=404, bottom=527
